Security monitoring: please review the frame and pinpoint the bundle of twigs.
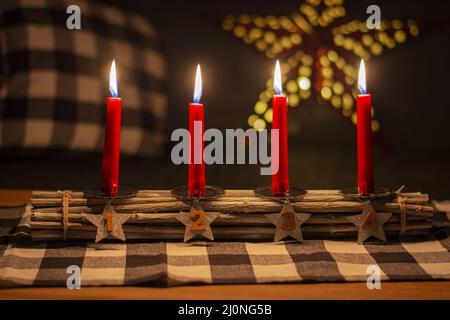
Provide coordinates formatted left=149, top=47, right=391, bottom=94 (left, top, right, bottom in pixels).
left=29, top=189, right=439, bottom=241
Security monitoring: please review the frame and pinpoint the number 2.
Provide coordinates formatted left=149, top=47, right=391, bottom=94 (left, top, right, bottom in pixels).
left=190, top=210, right=207, bottom=231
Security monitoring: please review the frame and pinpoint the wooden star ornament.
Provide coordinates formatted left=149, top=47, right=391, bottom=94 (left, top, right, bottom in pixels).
left=265, top=200, right=311, bottom=242
left=347, top=202, right=392, bottom=244
left=176, top=200, right=219, bottom=242
left=86, top=201, right=133, bottom=243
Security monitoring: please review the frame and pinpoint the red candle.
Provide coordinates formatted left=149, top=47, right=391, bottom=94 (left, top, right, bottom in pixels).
left=188, top=65, right=206, bottom=197
left=356, top=59, right=374, bottom=194
left=101, top=60, right=122, bottom=197
left=271, top=60, right=290, bottom=196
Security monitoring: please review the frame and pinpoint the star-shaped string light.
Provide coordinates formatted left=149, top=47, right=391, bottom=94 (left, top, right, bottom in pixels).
left=222, top=0, right=420, bottom=132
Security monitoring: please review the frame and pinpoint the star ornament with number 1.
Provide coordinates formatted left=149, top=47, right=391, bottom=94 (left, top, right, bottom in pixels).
left=86, top=202, right=133, bottom=243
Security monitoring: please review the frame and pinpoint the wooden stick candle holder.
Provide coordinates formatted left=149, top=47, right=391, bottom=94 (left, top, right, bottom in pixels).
left=28, top=189, right=443, bottom=242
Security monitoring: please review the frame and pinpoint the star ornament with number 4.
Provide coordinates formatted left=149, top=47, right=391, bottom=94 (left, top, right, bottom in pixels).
left=265, top=200, right=311, bottom=242
left=347, top=202, right=392, bottom=243
left=222, top=0, right=420, bottom=132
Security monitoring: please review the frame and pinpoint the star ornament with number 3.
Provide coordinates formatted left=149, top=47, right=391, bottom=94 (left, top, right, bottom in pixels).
left=222, top=0, right=420, bottom=132
left=265, top=200, right=311, bottom=242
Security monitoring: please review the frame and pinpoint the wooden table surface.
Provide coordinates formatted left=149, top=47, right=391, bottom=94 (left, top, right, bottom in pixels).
left=1, top=189, right=449, bottom=300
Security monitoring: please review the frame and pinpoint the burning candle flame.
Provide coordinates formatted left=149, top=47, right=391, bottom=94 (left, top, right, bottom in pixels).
left=274, top=60, right=283, bottom=95
left=109, top=60, right=118, bottom=98
left=358, top=59, right=367, bottom=95
left=193, top=64, right=202, bottom=103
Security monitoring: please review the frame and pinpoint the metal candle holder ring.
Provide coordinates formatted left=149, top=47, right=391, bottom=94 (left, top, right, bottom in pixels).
left=340, top=187, right=396, bottom=202
left=254, top=186, right=307, bottom=203
left=84, top=186, right=138, bottom=200
left=171, top=185, right=225, bottom=202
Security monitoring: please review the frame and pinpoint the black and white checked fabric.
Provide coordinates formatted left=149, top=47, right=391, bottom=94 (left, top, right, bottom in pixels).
left=0, top=206, right=449, bottom=288
left=0, top=0, right=166, bottom=156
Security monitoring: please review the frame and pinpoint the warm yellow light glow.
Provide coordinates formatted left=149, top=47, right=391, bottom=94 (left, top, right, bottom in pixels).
left=358, top=59, right=367, bottom=94
left=286, top=80, right=298, bottom=93
left=362, top=34, right=374, bottom=46
left=320, top=55, right=330, bottom=67
left=301, top=55, right=313, bottom=66
left=334, top=34, right=344, bottom=46
left=372, top=120, right=380, bottom=132
left=249, top=28, right=263, bottom=39
left=327, top=50, right=338, bottom=62
left=193, top=64, right=202, bottom=103
left=264, top=108, right=273, bottom=122
left=331, top=96, right=342, bottom=108
left=222, top=10, right=420, bottom=133
left=274, top=60, right=283, bottom=95
left=342, top=93, right=354, bottom=109
left=342, top=109, right=352, bottom=117
left=254, top=16, right=265, bottom=27
left=248, top=114, right=259, bottom=127
left=370, top=43, right=383, bottom=55
left=281, top=36, right=292, bottom=48
left=253, top=118, right=266, bottom=131
left=321, top=87, right=332, bottom=100
left=298, top=66, right=312, bottom=77
left=288, top=57, right=298, bottom=67
left=343, top=65, right=355, bottom=77
left=351, top=112, right=357, bottom=124
left=266, top=50, right=275, bottom=59
left=333, top=81, right=344, bottom=95
left=323, top=79, right=333, bottom=87
left=410, top=25, right=419, bottom=37
left=238, top=14, right=250, bottom=24
left=321, top=67, right=333, bottom=78
left=392, top=19, right=402, bottom=29
left=254, top=101, right=268, bottom=115
left=345, top=76, right=355, bottom=85
left=298, top=77, right=311, bottom=90
left=222, top=19, right=233, bottom=31
left=288, top=94, right=299, bottom=107
left=264, top=32, right=276, bottom=43
left=290, top=33, right=302, bottom=45
left=300, top=90, right=311, bottom=99
left=394, top=30, right=407, bottom=43
left=109, top=60, right=118, bottom=97
left=255, top=40, right=266, bottom=51
left=233, top=26, right=246, bottom=38
left=264, top=90, right=273, bottom=99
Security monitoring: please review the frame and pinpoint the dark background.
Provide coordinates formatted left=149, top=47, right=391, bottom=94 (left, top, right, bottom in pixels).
left=1, top=0, right=450, bottom=198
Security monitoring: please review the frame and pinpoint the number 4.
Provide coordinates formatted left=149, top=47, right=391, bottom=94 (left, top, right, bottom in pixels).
left=190, top=210, right=207, bottom=231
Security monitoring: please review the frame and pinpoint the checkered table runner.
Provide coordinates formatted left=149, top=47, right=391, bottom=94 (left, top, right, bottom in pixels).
left=1, top=206, right=449, bottom=288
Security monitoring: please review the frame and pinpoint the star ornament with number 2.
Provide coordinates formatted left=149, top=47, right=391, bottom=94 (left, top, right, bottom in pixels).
left=222, top=0, right=420, bottom=132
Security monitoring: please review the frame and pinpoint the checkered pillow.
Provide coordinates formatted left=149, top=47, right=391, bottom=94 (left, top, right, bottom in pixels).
left=0, top=0, right=167, bottom=156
